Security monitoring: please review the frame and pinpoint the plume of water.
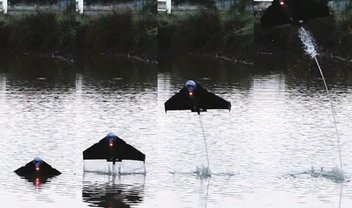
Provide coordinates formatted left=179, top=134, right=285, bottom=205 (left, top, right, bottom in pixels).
left=298, top=26, right=343, bottom=171
left=298, top=27, right=318, bottom=59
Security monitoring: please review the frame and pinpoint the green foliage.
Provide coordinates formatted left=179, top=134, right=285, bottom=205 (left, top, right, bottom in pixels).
left=171, top=9, right=222, bottom=52
left=141, top=0, right=157, bottom=14
left=229, top=0, right=250, bottom=13
left=0, top=12, right=157, bottom=57
left=0, top=8, right=255, bottom=57
left=158, top=8, right=253, bottom=54
left=81, top=11, right=156, bottom=55
left=0, top=17, right=10, bottom=48
left=222, top=11, right=253, bottom=51
left=173, top=0, right=216, bottom=8
left=134, top=13, right=157, bottom=55
left=158, top=15, right=176, bottom=51
left=8, top=13, right=59, bottom=52
left=83, top=12, right=134, bottom=52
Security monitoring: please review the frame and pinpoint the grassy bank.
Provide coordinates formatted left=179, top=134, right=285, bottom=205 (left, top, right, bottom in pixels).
left=0, top=11, right=157, bottom=60
left=158, top=7, right=253, bottom=59
left=0, top=3, right=253, bottom=63
left=325, top=8, right=352, bottom=58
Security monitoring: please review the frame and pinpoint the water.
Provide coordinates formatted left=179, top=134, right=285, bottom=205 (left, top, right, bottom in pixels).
left=83, top=160, right=146, bottom=175
left=298, top=27, right=318, bottom=59
left=199, top=114, right=211, bottom=175
left=298, top=26, right=343, bottom=171
left=1, top=55, right=352, bottom=207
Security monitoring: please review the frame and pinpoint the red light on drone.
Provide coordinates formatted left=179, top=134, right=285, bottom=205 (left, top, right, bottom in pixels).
left=279, top=0, right=285, bottom=6
left=109, top=141, right=114, bottom=147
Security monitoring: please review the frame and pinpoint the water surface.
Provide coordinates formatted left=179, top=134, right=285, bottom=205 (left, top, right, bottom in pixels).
left=1, top=55, right=352, bottom=207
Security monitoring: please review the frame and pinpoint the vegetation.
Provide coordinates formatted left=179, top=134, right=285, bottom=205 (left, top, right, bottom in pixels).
left=0, top=10, right=157, bottom=59
left=0, top=2, right=251, bottom=60
left=3, top=0, right=351, bottom=63
left=158, top=7, right=253, bottom=57
left=332, top=3, right=352, bottom=57
left=173, top=0, right=216, bottom=8
left=9, top=0, right=145, bottom=5
left=77, top=11, right=156, bottom=56
left=9, top=0, right=59, bottom=5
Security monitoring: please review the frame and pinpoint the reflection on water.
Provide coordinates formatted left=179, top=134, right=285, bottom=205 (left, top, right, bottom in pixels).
left=82, top=173, right=145, bottom=208
left=0, top=55, right=155, bottom=208
left=198, top=178, right=210, bottom=208
left=157, top=56, right=352, bottom=208
left=1, top=55, right=352, bottom=207
left=339, top=184, right=343, bottom=208
left=0, top=73, right=5, bottom=106
left=19, top=176, right=57, bottom=188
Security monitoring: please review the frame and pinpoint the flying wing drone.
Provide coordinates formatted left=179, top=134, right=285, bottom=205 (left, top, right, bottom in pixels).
left=260, top=0, right=332, bottom=29
left=14, top=157, right=61, bottom=178
left=83, top=133, right=145, bottom=165
left=164, top=80, right=231, bottom=114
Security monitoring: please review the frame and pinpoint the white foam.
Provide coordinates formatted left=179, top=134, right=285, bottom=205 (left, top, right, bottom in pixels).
left=298, top=27, right=318, bottom=59
left=195, top=166, right=212, bottom=178
left=170, top=166, right=236, bottom=178
left=287, top=167, right=346, bottom=182
left=320, top=167, right=345, bottom=182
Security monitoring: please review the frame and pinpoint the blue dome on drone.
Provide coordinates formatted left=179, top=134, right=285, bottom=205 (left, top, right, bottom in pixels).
left=185, top=80, right=196, bottom=92
left=107, top=132, right=116, bottom=138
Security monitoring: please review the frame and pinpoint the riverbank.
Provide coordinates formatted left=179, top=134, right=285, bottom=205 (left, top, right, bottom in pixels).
left=158, top=7, right=254, bottom=61
left=1, top=6, right=351, bottom=67
left=0, top=11, right=157, bottom=63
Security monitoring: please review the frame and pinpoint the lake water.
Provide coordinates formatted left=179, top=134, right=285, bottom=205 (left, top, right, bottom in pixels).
left=1, top=55, right=352, bottom=208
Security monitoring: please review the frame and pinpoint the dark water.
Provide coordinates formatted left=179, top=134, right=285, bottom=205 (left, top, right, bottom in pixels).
left=1, top=55, right=352, bottom=207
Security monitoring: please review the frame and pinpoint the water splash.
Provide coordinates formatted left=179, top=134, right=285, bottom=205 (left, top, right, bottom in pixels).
left=170, top=167, right=236, bottom=178
left=195, top=166, right=212, bottom=178
left=298, top=26, right=343, bottom=170
left=320, top=167, right=345, bottom=182
left=169, top=167, right=211, bottom=178
left=287, top=166, right=346, bottom=182
left=298, top=27, right=318, bottom=59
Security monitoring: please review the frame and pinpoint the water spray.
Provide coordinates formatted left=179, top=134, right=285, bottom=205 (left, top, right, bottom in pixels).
left=298, top=26, right=343, bottom=170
